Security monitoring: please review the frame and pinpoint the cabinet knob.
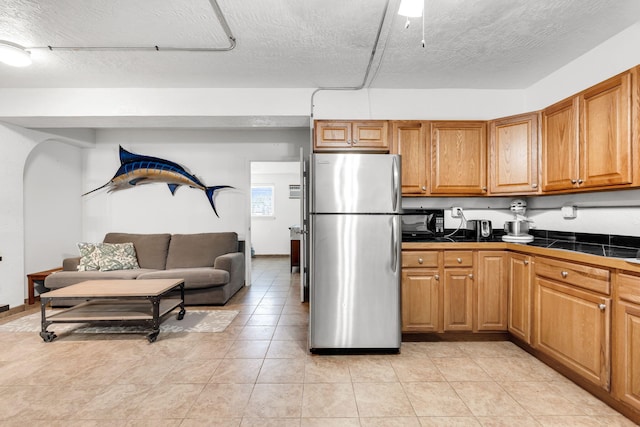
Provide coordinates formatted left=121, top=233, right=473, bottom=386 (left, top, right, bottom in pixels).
left=468, top=273, right=474, bottom=279
left=352, top=139, right=358, bottom=145
left=422, top=186, right=426, bottom=191
left=571, top=179, right=577, bottom=184
left=598, top=303, right=606, bottom=311
left=457, top=258, right=462, bottom=263
left=347, top=139, right=352, bottom=145
left=531, top=183, right=538, bottom=189
left=418, top=258, right=424, bottom=264
left=524, top=260, right=529, bottom=265
left=561, top=271, right=568, bottom=278
left=434, top=274, right=440, bottom=280
left=482, top=187, right=487, bottom=192
left=578, top=179, right=583, bottom=184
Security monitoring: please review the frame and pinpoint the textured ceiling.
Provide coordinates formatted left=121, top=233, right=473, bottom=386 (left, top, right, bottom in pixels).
left=0, top=0, right=639, bottom=90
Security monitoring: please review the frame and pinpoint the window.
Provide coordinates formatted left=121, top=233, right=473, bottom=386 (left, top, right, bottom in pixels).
left=251, top=185, right=275, bottom=217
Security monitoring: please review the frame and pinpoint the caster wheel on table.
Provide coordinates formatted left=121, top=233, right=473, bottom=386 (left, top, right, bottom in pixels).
left=176, top=309, right=185, bottom=321
left=147, top=332, right=159, bottom=343
left=40, top=331, right=57, bottom=342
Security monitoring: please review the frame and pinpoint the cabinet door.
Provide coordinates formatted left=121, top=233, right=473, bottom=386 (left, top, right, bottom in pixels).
left=508, top=253, right=533, bottom=343
left=533, top=276, right=610, bottom=390
left=477, top=251, right=508, bottom=331
left=541, top=97, right=579, bottom=191
left=402, top=268, right=440, bottom=332
left=352, top=121, right=389, bottom=152
left=443, top=268, right=474, bottom=331
left=391, top=121, right=428, bottom=195
left=579, top=71, right=632, bottom=188
left=613, top=273, right=640, bottom=410
left=430, top=121, right=487, bottom=195
left=489, top=113, right=539, bottom=194
left=314, top=121, right=352, bottom=151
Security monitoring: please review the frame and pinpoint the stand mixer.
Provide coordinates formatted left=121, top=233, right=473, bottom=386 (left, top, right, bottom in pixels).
left=502, top=199, right=534, bottom=243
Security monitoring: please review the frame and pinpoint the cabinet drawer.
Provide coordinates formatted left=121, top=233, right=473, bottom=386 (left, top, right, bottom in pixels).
left=443, top=251, right=473, bottom=267
left=618, top=272, right=640, bottom=305
left=534, top=257, right=610, bottom=295
left=402, top=251, right=439, bottom=268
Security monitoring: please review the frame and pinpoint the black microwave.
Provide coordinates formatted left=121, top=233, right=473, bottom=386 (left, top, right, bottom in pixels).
left=401, top=209, right=445, bottom=241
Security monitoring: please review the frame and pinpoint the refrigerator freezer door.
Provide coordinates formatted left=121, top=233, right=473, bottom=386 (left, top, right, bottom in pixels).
left=312, top=153, right=401, bottom=214
left=309, top=213, right=401, bottom=350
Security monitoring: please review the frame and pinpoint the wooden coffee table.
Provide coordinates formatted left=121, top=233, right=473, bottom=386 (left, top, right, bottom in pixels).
left=39, top=279, right=185, bottom=343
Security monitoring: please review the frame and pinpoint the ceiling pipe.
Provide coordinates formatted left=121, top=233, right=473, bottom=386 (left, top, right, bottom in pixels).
left=25, top=0, right=236, bottom=53
left=310, top=0, right=392, bottom=118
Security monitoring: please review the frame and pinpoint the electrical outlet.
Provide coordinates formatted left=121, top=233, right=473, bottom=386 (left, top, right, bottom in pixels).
left=451, top=207, right=463, bottom=218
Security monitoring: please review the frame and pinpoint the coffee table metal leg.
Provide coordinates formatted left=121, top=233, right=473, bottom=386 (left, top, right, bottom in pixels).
left=39, top=298, right=56, bottom=342
left=147, top=296, right=161, bottom=343
left=177, top=282, right=186, bottom=320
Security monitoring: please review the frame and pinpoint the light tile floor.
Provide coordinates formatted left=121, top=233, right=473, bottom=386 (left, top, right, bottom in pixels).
left=0, top=256, right=637, bottom=426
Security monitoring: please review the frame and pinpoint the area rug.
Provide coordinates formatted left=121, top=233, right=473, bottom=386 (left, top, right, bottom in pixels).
left=0, top=309, right=239, bottom=334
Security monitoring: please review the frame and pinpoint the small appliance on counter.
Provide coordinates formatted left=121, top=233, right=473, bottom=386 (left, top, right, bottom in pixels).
left=503, top=199, right=534, bottom=243
left=465, top=219, right=493, bottom=241
left=401, top=209, right=445, bottom=241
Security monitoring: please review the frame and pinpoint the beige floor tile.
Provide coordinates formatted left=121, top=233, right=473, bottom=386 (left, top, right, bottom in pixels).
left=180, top=418, right=242, bottom=427
left=474, top=357, right=560, bottom=382
left=301, top=418, right=360, bottom=427
left=113, top=357, right=177, bottom=385
left=421, top=342, right=467, bottom=358
left=353, top=382, right=414, bottom=417
left=252, top=305, right=284, bottom=315
left=161, top=358, right=221, bottom=384
left=272, top=325, right=307, bottom=341
left=457, top=341, right=528, bottom=358
left=534, top=415, right=602, bottom=426
left=278, top=314, right=309, bottom=326
left=349, top=358, right=399, bottom=382
left=301, top=383, right=358, bottom=418
left=258, top=358, right=305, bottom=383
left=130, top=383, right=204, bottom=419
left=75, top=384, right=153, bottom=420
left=475, top=416, right=540, bottom=426
left=209, top=358, right=264, bottom=384
left=125, top=420, right=183, bottom=426
left=182, top=339, right=234, bottom=360
left=265, top=340, right=309, bottom=359
left=397, top=342, right=431, bottom=358
left=225, top=340, right=270, bottom=359
left=546, top=378, right=622, bottom=416
left=391, top=357, right=446, bottom=382
left=243, top=383, right=304, bottom=418
left=403, top=382, right=472, bottom=417
left=449, top=381, right=528, bottom=417
left=418, top=417, right=482, bottom=426
left=241, top=418, right=301, bottom=426
left=186, top=383, right=254, bottom=418
left=304, top=357, right=352, bottom=383
left=360, top=416, right=422, bottom=426
left=246, top=315, right=280, bottom=326
left=431, top=357, right=492, bottom=382
left=237, top=326, right=276, bottom=340
left=500, top=381, right=585, bottom=416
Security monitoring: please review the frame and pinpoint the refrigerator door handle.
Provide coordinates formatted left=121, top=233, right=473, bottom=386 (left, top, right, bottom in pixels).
left=392, top=156, right=399, bottom=213
left=391, top=217, right=398, bottom=273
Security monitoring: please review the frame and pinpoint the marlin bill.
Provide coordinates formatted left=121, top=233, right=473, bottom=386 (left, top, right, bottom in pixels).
left=83, top=146, right=232, bottom=217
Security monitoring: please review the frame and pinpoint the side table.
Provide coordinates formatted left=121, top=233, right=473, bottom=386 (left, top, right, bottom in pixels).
left=27, top=267, right=62, bottom=305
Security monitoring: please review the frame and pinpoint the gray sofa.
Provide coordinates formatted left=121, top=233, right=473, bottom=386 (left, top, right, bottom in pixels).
left=44, top=232, right=245, bottom=305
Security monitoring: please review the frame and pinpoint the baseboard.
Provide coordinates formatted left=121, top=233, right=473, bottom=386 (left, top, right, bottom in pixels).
left=0, top=304, right=29, bottom=320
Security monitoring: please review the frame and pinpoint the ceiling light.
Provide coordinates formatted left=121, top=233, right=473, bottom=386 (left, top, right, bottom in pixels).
left=0, top=40, right=32, bottom=67
left=398, top=0, right=423, bottom=17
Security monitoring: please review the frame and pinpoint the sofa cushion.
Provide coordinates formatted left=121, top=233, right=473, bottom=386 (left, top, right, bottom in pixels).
left=104, top=233, right=171, bottom=270
left=97, top=242, right=140, bottom=271
left=77, top=242, right=101, bottom=271
left=137, top=268, right=229, bottom=290
left=44, top=269, right=156, bottom=290
left=165, top=232, right=238, bottom=269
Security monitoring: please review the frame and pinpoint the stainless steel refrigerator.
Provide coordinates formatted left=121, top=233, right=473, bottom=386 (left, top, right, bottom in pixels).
left=309, top=153, right=401, bottom=352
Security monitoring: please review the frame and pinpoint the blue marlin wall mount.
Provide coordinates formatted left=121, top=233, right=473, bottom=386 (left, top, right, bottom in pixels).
left=83, top=146, right=232, bottom=217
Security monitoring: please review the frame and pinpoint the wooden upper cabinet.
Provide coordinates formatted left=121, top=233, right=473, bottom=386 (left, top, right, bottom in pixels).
left=541, top=69, right=633, bottom=192
left=314, top=120, right=389, bottom=152
left=579, top=71, right=632, bottom=188
left=489, top=113, right=540, bottom=194
left=391, top=121, right=428, bottom=195
left=430, top=121, right=487, bottom=195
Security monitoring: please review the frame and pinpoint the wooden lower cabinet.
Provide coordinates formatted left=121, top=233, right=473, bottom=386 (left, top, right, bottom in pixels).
left=477, top=251, right=508, bottom=331
left=443, top=268, right=473, bottom=331
left=613, top=272, right=640, bottom=411
left=533, top=274, right=611, bottom=390
left=507, top=253, right=533, bottom=343
left=402, top=268, right=440, bottom=332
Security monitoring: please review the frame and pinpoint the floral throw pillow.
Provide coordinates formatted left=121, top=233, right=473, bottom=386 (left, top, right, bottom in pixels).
left=97, top=242, right=140, bottom=271
left=77, top=242, right=101, bottom=271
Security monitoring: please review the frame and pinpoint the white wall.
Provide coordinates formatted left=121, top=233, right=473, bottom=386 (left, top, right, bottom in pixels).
left=251, top=164, right=301, bottom=255
left=83, top=128, right=308, bottom=247
left=24, top=141, right=83, bottom=279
